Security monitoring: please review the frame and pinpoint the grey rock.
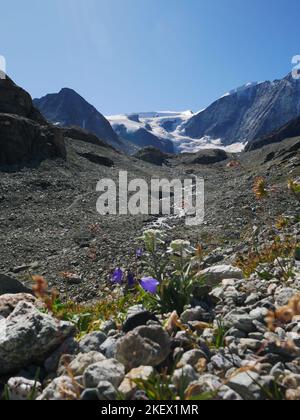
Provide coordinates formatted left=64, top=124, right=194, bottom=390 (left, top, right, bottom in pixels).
left=44, top=336, right=79, bottom=373
left=227, top=328, right=247, bottom=339
left=223, top=390, right=243, bottom=400
left=224, top=310, right=255, bottom=333
left=78, top=331, right=107, bottom=353
left=0, top=293, right=44, bottom=318
left=188, top=374, right=224, bottom=394
left=0, top=274, right=31, bottom=296
left=245, top=293, right=260, bottom=305
left=80, top=388, right=100, bottom=401
left=80, top=381, right=118, bottom=401
left=68, top=352, right=106, bottom=376
left=180, top=307, right=208, bottom=324
left=122, top=310, right=160, bottom=333
left=172, top=365, right=199, bottom=390
left=275, top=288, right=297, bottom=306
left=7, top=377, right=42, bottom=401
left=199, top=265, right=243, bottom=287
left=101, top=320, right=117, bottom=335
left=100, top=337, right=118, bottom=358
left=177, top=349, right=207, bottom=368
left=97, top=381, right=118, bottom=400
left=249, top=307, right=269, bottom=321
left=228, top=372, right=260, bottom=400
left=116, top=325, right=171, bottom=371
left=83, top=359, right=125, bottom=388
left=0, top=302, right=75, bottom=375
left=211, top=354, right=235, bottom=371
left=38, top=376, right=79, bottom=400
left=239, top=339, right=262, bottom=351
left=270, top=362, right=285, bottom=377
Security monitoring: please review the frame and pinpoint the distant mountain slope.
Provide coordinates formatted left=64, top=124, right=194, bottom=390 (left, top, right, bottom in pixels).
left=34, top=88, right=126, bottom=151
left=246, top=115, right=300, bottom=151
left=107, top=113, right=182, bottom=154
left=180, top=74, right=300, bottom=147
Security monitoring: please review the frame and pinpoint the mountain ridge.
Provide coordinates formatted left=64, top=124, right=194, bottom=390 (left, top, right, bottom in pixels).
left=34, top=72, right=300, bottom=155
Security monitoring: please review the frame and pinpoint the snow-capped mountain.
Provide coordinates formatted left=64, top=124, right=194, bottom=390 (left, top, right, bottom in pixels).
left=107, top=111, right=194, bottom=154
left=107, top=110, right=245, bottom=154
left=181, top=74, right=300, bottom=149
left=34, top=73, right=300, bottom=155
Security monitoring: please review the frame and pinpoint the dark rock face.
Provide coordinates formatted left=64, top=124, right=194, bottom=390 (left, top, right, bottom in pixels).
left=134, top=147, right=170, bottom=165
left=34, top=88, right=123, bottom=150
left=78, top=153, right=114, bottom=167
left=0, top=77, right=66, bottom=167
left=186, top=149, right=228, bottom=165
left=246, top=115, right=300, bottom=151
left=62, top=127, right=111, bottom=149
left=0, top=77, right=44, bottom=123
left=182, top=74, right=300, bottom=146
left=0, top=114, right=66, bottom=166
left=0, top=274, right=31, bottom=295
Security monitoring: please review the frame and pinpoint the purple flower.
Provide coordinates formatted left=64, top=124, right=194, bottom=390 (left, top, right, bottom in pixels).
left=136, top=248, right=144, bottom=258
left=127, top=272, right=136, bottom=288
left=140, top=277, right=159, bottom=295
left=111, top=268, right=123, bottom=284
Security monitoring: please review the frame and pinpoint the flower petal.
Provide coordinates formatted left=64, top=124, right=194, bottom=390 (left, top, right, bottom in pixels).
left=140, top=277, right=159, bottom=295
left=111, top=268, right=123, bottom=284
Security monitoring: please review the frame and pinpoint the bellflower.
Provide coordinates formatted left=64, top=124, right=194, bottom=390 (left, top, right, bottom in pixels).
left=140, top=277, right=160, bottom=295
left=111, top=268, right=123, bottom=284
left=127, top=272, right=136, bottom=288
left=136, top=248, right=144, bottom=258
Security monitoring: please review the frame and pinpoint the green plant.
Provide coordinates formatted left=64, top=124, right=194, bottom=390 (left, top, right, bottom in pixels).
left=212, top=319, right=230, bottom=349
left=138, top=231, right=205, bottom=314
left=235, top=235, right=296, bottom=279
left=133, top=373, right=178, bottom=401
left=133, top=372, right=215, bottom=401
left=51, top=288, right=143, bottom=336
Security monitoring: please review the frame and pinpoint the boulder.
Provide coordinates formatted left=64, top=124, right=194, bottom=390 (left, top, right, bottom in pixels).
left=7, top=377, right=42, bottom=401
left=83, top=359, right=125, bottom=388
left=116, top=325, right=171, bottom=371
left=0, top=274, right=31, bottom=296
left=188, top=149, right=228, bottom=165
left=67, top=352, right=106, bottom=377
left=78, top=331, right=107, bottom=353
left=38, top=376, right=80, bottom=401
left=134, top=147, right=170, bottom=166
left=0, top=293, right=44, bottom=317
left=122, top=310, right=160, bottom=333
left=198, top=265, right=243, bottom=287
left=0, top=302, right=75, bottom=375
left=118, top=366, right=154, bottom=399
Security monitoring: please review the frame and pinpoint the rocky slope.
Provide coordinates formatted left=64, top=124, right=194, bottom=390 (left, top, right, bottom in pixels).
left=246, top=115, right=300, bottom=151
left=0, top=77, right=66, bottom=166
left=181, top=74, right=300, bottom=148
left=33, top=88, right=130, bottom=153
left=1, top=77, right=300, bottom=401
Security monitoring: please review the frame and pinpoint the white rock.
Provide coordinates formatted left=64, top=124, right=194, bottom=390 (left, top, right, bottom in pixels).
left=199, top=265, right=243, bottom=286
left=7, top=377, right=42, bottom=401
left=0, top=302, right=75, bottom=375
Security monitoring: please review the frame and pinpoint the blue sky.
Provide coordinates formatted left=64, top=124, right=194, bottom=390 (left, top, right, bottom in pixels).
left=0, top=0, right=299, bottom=115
